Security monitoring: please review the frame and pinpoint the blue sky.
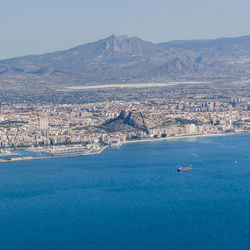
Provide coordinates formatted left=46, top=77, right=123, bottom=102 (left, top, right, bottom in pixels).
left=1, top=0, right=250, bottom=58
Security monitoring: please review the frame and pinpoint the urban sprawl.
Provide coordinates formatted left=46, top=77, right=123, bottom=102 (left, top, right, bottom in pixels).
left=0, top=84, right=249, bottom=161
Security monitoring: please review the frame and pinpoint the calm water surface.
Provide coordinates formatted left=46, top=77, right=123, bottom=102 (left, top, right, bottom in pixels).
left=0, top=134, right=249, bottom=250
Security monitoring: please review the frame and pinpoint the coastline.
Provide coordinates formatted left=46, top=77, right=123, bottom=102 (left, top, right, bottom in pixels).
left=0, top=132, right=247, bottom=163
left=0, top=146, right=108, bottom=163
left=122, top=132, right=236, bottom=145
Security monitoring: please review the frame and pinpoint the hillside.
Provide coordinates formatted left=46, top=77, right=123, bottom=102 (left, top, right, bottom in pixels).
left=1, top=34, right=250, bottom=90
left=99, top=110, right=204, bottom=134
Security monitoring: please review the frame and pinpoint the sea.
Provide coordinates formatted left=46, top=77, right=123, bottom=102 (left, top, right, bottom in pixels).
left=0, top=134, right=249, bottom=250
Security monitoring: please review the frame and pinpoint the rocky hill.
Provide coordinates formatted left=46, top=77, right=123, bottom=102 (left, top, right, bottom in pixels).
left=99, top=110, right=204, bottom=134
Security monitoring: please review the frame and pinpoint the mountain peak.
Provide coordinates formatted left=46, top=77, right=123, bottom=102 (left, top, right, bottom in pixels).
left=106, top=34, right=137, bottom=41
left=101, top=34, right=154, bottom=53
left=113, top=34, right=135, bottom=40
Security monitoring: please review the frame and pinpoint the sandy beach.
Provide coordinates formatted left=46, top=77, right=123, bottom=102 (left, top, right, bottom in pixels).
left=122, top=132, right=236, bottom=145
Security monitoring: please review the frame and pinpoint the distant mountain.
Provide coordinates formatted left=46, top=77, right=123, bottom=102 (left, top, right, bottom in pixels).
left=1, top=34, right=250, bottom=88
left=158, top=35, right=250, bottom=72
left=158, top=35, right=250, bottom=56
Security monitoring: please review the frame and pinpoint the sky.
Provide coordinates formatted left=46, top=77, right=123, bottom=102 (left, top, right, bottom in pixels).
left=1, top=0, right=250, bottom=59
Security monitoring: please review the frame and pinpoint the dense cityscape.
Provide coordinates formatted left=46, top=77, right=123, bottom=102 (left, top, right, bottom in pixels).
left=0, top=83, right=249, bottom=161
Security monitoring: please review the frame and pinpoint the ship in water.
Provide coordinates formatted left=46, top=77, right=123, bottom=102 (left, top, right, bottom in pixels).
left=177, top=166, right=192, bottom=172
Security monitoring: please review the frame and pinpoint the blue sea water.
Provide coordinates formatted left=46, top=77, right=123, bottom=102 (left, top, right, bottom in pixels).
left=0, top=134, right=249, bottom=250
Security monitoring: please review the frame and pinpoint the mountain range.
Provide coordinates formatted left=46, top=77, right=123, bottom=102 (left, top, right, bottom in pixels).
left=1, top=34, right=250, bottom=88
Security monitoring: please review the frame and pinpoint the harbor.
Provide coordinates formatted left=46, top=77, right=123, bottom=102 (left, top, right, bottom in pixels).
left=0, top=145, right=108, bottom=163
left=0, top=132, right=247, bottom=163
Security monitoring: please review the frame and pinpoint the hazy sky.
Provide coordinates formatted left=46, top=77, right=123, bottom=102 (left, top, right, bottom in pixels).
left=1, top=0, right=250, bottom=58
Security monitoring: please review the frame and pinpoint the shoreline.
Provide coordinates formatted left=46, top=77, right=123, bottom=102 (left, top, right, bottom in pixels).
left=0, top=132, right=247, bottom=163
left=122, top=132, right=236, bottom=145
left=0, top=146, right=108, bottom=163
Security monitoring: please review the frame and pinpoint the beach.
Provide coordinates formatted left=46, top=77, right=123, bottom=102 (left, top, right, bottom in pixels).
left=122, top=132, right=235, bottom=145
